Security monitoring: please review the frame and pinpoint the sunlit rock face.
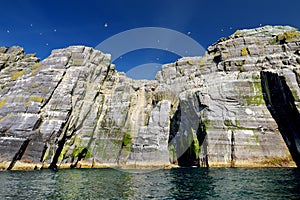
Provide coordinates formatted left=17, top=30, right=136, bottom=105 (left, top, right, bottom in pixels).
left=0, top=25, right=300, bottom=170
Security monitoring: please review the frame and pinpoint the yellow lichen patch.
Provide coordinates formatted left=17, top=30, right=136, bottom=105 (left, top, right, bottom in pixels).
left=234, top=30, right=242, bottom=35
left=241, top=47, right=250, bottom=56
left=219, top=37, right=227, bottom=42
left=30, top=96, right=44, bottom=103
left=41, top=86, right=47, bottom=93
left=277, top=34, right=285, bottom=41
left=26, top=101, right=31, bottom=107
left=179, top=67, right=185, bottom=74
left=238, top=66, right=246, bottom=72
left=0, top=98, right=7, bottom=107
left=187, top=60, right=194, bottom=65
left=283, top=31, right=300, bottom=42
left=199, top=58, right=206, bottom=67
left=31, top=62, right=41, bottom=75
left=221, top=53, right=228, bottom=60
left=31, top=84, right=39, bottom=88
left=276, top=31, right=300, bottom=43
left=11, top=69, right=25, bottom=81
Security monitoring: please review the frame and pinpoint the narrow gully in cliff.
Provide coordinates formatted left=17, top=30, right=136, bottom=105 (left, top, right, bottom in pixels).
left=40, top=70, right=67, bottom=110
left=48, top=111, right=73, bottom=170
left=261, top=71, right=300, bottom=166
left=169, top=103, right=208, bottom=167
left=48, top=133, right=66, bottom=170
left=230, top=130, right=236, bottom=167
left=7, top=139, right=31, bottom=170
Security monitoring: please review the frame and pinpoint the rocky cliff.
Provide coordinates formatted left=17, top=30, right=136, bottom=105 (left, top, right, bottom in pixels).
left=1, top=25, right=300, bottom=170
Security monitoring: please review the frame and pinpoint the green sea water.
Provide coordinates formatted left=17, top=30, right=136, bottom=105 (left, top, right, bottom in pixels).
left=1, top=168, right=300, bottom=199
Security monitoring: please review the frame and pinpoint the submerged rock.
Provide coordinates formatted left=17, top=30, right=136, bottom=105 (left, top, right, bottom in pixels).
left=0, top=25, right=300, bottom=170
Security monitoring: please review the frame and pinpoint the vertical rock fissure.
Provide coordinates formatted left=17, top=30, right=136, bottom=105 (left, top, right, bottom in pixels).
left=48, top=133, right=67, bottom=170
left=200, top=136, right=209, bottom=168
left=261, top=71, right=300, bottom=166
left=41, top=70, right=67, bottom=110
left=168, top=105, right=180, bottom=165
left=48, top=112, right=73, bottom=170
left=7, top=139, right=31, bottom=170
left=198, top=119, right=208, bottom=168
left=230, top=130, right=235, bottom=167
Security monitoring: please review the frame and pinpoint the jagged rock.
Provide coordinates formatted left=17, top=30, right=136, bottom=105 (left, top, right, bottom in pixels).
left=0, top=25, right=300, bottom=170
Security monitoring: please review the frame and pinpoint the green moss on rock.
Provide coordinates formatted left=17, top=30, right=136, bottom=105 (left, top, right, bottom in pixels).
left=122, top=132, right=132, bottom=147
left=253, top=134, right=259, bottom=143
left=58, top=145, right=69, bottom=162
left=72, top=146, right=91, bottom=159
left=245, top=81, right=264, bottom=105
left=190, top=136, right=200, bottom=159
left=168, top=144, right=177, bottom=163
left=41, top=146, right=50, bottom=162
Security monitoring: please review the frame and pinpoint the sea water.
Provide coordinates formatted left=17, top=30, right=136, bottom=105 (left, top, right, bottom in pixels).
left=1, top=168, right=300, bottom=199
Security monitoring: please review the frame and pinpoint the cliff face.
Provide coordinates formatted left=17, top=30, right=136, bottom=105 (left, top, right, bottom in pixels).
left=0, top=25, right=300, bottom=170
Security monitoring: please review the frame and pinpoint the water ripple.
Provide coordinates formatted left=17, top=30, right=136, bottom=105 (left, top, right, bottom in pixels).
left=0, top=168, right=300, bottom=199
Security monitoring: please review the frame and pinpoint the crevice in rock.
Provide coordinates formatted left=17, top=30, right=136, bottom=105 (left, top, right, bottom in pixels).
left=169, top=105, right=181, bottom=145
left=40, top=143, right=48, bottom=162
left=101, top=64, right=112, bottom=84
left=197, top=118, right=209, bottom=168
left=7, top=139, right=31, bottom=170
left=168, top=103, right=208, bottom=167
left=116, top=132, right=133, bottom=166
left=85, top=95, right=107, bottom=159
left=48, top=133, right=67, bottom=170
left=213, top=54, right=222, bottom=65
left=230, top=130, right=236, bottom=167
left=32, top=118, right=43, bottom=131
left=73, top=99, right=95, bottom=132
left=168, top=105, right=180, bottom=165
left=261, top=71, right=300, bottom=167
left=175, top=119, right=207, bottom=167
left=48, top=112, right=73, bottom=170
left=200, top=136, right=209, bottom=168
left=40, top=70, right=67, bottom=110
left=40, top=131, right=55, bottom=163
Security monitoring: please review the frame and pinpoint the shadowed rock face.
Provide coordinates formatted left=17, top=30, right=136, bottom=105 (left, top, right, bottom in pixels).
left=261, top=71, right=300, bottom=166
left=0, top=25, right=300, bottom=170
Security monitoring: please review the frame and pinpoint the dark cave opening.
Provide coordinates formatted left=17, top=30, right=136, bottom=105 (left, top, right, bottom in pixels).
left=261, top=71, right=300, bottom=167
left=168, top=103, right=208, bottom=167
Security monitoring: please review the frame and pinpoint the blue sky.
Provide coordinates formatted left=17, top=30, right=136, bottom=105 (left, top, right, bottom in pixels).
left=1, top=0, right=299, bottom=78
